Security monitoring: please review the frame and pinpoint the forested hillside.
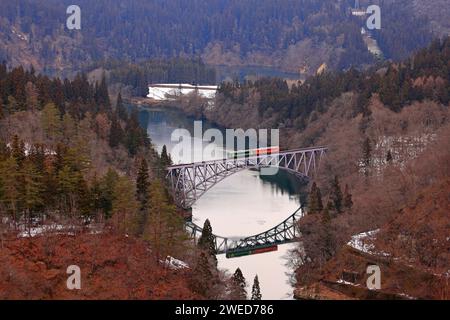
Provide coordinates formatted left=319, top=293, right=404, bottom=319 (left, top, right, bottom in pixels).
left=0, top=63, right=158, bottom=233
left=0, top=0, right=444, bottom=76
left=189, top=38, right=450, bottom=131
left=0, top=65, right=239, bottom=299
left=177, top=38, right=450, bottom=299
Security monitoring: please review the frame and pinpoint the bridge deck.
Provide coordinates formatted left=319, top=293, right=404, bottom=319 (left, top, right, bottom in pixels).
left=167, top=146, right=328, bottom=169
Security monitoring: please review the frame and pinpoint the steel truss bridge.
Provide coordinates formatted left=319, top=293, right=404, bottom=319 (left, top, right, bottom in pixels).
left=186, top=207, right=304, bottom=255
left=166, top=146, right=327, bottom=255
left=167, top=146, right=328, bottom=209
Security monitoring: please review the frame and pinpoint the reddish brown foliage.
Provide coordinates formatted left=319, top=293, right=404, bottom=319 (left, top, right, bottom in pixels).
left=0, top=232, right=198, bottom=300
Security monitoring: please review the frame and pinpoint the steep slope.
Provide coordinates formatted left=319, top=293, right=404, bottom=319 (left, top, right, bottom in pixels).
left=296, top=178, right=449, bottom=300
left=0, top=232, right=198, bottom=299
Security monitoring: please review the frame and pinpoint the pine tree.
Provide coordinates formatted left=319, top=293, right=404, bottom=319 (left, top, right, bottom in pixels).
left=11, top=135, right=25, bottom=167
left=160, top=145, right=172, bottom=167
left=0, top=158, right=20, bottom=223
left=96, top=75, right=111, bottom=110
left=330, top=176, right=343, bottom=213
left=251, top=275, right=262, bottom=300
left=343, top=184, right=353, bottom=210
left=109, top=112, right=124, bottom=148
left=29, top=143, right=46, bottom=173
left=25, top=81, right=39, bottom=111
left=20, top=160, right=44, bottom=217
left=57, top=165, right=79, bottom=215
left=75, top=174, right=91, bottom=218
left=189, top=252, right=214, bottom=298
left=198, top=219, right=217, bottom=265
left=112, top=176, right=139, bottom=234
left=320, top=206, right=334, bottom=261
left=53, top=143, right=66, bottom=173
left=125, top=110, right=144, bottom=155
left=136, top=158, right=150, bottom=212
left=41, top=103, right=61, bottom=141
left=231, top=268, right=247, bottom=300
left=99, top=168, right=119, bottom=219
left=61, top=113, right=76, bottom=145
left=116, top=92, right=128, bottom=121
left=308, top=182, right=323, bottom=214
left=144, top=180, right=186, bottom=262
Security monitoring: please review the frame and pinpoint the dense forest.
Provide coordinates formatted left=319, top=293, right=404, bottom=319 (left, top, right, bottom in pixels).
left=0, top=0, right=444, bottom=76
left=0, top=0, right=448, bottom=301
left=178, top=38, right=450, bottom=299
left=214, top=38, right=450, bottom=130
left=0, top=64, right=154, bottom=228
left=0, top=63, right=262, bottom=300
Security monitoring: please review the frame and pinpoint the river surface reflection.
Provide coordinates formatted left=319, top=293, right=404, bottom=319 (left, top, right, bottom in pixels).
left=138, top=106, right=304, bottom=299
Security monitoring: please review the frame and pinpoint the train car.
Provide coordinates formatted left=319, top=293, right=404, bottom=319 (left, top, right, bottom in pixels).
left=226, top=146, right=280, bottom=159
left=226, top=244, right=278, bottom=259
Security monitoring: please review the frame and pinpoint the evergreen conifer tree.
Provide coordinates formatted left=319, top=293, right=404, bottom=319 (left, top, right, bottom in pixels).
left=198, top=219, right=217, bottom=265
left=231, top=268, right=247, bottom=300
left=308, top=182, right=323, bottom=214
left=330, top=176, right=343, bottom=213
left=136, top=158, right=150, bottom=212
left=251, top=275, right=262, bottom=300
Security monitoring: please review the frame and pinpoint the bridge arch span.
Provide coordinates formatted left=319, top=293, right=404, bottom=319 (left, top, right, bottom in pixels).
left=167, top=146, right=327, bottom=209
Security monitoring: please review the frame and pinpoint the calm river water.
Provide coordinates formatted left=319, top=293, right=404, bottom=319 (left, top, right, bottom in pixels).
left=137, top=106, right=306, bottom=300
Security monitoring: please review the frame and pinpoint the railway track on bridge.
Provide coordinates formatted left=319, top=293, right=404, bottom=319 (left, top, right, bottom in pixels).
left=167, top=146, right=328, bottom=209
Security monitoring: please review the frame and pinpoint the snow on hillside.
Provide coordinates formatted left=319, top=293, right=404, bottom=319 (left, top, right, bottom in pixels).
left=359, top=133, right=436, bottom=175
left=347, top=229, right=390, bottom=257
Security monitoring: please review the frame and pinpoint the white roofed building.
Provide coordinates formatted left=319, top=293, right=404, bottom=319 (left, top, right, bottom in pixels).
left=147, top=83, right=218, bottom=101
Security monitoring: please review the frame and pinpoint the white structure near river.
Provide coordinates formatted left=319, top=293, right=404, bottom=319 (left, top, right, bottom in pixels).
left=147, top=83, right=218, bottom=101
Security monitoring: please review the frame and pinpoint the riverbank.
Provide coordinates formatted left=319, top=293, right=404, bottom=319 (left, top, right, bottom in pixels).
left=125, top=96, right=165, bottom=107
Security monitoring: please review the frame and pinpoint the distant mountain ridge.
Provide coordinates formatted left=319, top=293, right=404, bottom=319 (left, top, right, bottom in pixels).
left=0, top=0, right=446, bottom=76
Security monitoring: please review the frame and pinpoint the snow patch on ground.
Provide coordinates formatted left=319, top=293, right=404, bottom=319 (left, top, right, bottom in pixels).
left=11, top=27, right=28, bottom=41
left=18, top=225, right=67, bottom=238
left=161, top=256, right=190, bottom=270
left=398, top=292, right=417, bottom=300
left=347, top=229, right=390, bottom=257
left=336, top=279, right=360, bottom=287
left=17, top=224, right=103, bottom=238
left=6, top=142, right=56, bottom=156
left=347, top=229, right=379, bottom=252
